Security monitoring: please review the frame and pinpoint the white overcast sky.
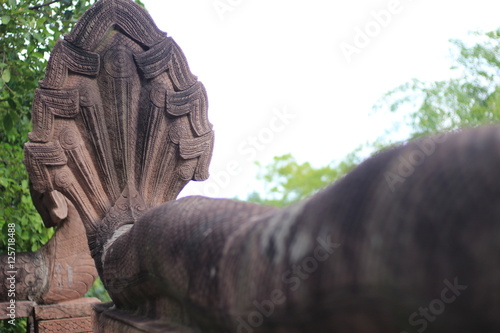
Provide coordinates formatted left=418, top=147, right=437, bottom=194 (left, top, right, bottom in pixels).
left=140, top=0, right=500, bottom=199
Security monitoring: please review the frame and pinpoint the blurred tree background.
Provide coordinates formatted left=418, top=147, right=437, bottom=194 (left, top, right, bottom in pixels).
left=0, top=0, right=143, bottom=331
left=247, top=29, right=500, bottom=206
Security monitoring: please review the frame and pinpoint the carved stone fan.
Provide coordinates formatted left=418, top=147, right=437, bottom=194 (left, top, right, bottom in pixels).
left=24, top=0, right=214, bottom=263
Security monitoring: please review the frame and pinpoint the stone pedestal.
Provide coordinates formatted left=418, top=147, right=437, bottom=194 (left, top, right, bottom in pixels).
left=34, top=298, right=99, bottom=333
left=1, top=298, right=100, bottom=332
left=0, top=300, right=36, bottom=319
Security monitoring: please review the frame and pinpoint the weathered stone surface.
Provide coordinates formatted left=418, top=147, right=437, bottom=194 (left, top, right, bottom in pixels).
left=33, top=298, right=99, bottom=333
left=37, top=317, right=93, bottom=333
left=0, top=300, right=35, bottom=319
left=98, top=127, right=500, bottom=333
left=34, top=297, right=100, bottom=320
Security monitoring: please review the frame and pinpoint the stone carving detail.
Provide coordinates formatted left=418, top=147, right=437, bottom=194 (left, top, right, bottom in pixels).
left=30, top=89, right=80, bottom=142
left=37, top=318, right=92, bottom=333
left=32, top=298, right=99, bottom=333
left=39, top=41, right=99, bottom=90
left=0, top=249, right=47, bottom=302
left=24, top=0, right=214, bottom=277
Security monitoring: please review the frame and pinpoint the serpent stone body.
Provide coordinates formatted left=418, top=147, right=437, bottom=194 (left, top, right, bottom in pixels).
left=102, top=127, right=500, bottom=332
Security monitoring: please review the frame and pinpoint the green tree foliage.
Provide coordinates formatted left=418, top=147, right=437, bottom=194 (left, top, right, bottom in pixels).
left=247, top=151, right=361, bottom=207
left=0, top=142, right=53, bottom=252
left=375, top=30, right=500, bottom=138
left=248, top=29, right=500, bottom=207
left=1, top=0, right=95, bottom=143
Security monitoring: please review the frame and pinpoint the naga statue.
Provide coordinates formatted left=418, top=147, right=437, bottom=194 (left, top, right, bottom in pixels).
left=20, top=0, right=500, bottom=332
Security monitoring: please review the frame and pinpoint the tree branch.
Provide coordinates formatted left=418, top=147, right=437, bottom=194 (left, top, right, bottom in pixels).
left=29, top=0, right=61, bottom=10
left=2, top=82, right=14, bottom=94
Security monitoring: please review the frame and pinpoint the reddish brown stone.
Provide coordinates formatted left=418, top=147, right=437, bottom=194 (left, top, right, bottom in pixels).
left=0, top=300, right=35, bottom=319
left=34, top=297, right=100, bottom=320
left=33, top=298, right=99, bottom=333
left=37, top=317, right=93, bottom=333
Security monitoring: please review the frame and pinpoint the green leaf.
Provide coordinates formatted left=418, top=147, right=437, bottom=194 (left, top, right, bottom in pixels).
left=32, top=52, right=44, bottom=59
left=1, top=16, right=11, bottom=25
left=21, top=231, right=30, bottom=241
left=0, top=177, right=14, bottom=188
left=2, top=68, right=11, bottom=83
left=3, top=113, right=13, bottom=132
left=7, top=98, right=16, bottom=109
left=21, top=195, right=31, bottom=205
left=64, top=10, right=74, bottom=20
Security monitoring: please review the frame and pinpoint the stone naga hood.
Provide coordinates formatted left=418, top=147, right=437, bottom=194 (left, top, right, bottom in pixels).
left=24, top=0, right=214, bottom=275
